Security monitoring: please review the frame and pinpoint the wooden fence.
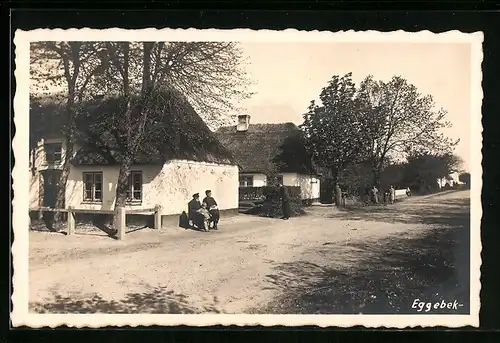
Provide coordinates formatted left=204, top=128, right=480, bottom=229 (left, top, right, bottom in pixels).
left=32, top=205, right=162, bottom=240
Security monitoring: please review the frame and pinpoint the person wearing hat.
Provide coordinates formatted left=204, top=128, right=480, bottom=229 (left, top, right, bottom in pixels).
left=188, top=193, right=205, bottom=230
left=203, top=189, right=220, bottom=230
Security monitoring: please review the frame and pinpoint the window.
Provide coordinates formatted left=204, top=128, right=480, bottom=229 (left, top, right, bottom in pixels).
left=239, top=175, right=254, bottom=187
left=83, top=172, right=103, bottom=202
left=44, top=143, right=62, bottom=164
left=126, top=171, right=143, bottom=202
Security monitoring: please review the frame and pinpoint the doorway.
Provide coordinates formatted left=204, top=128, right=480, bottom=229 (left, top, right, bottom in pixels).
left=41, top=170, right=62, bottom=208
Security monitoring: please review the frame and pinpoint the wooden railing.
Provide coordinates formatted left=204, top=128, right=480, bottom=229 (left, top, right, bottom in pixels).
left=32, top=205, right=162, bottom=240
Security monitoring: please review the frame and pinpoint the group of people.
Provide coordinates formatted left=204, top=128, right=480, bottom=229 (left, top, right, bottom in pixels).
left=186, top=190, right=220, bottom=232
left=370, top=185, right=396, bottom=204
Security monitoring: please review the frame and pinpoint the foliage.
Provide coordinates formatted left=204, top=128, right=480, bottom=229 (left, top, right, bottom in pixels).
left=300, top=73, right=372, bottom=182
left=31, top=41, right=253, bottom=208
left=239, top=187, right=266, bottom=201
left=265, top=161, right=282, bottom=187
left=302, top=73, right=459, bottom=200
left=31, top=41, right=253, bottom=127
left=459, top=172, right=471, bottom=186
left=272, top=131, right=316, bottom=175
left=260, top=186, right=303, bottom=218
left=239, top=186, right=301, bottom=201
left=400, top=151, right=463, bottom=194
left=356, top=75, right=459, bottom=184
left=240, top=186, right=303, bottom=218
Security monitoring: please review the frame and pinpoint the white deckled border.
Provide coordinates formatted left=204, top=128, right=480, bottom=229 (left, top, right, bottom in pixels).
left=12, top=28, right=483, bottom=328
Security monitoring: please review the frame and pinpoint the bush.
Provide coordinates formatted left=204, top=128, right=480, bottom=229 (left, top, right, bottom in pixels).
left=258, top=186, right=303, bottom=218
left=239, top=187, right=265, bottom=201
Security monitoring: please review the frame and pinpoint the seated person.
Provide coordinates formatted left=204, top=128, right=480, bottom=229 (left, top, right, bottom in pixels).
left=202, top=189, right=220, bottom=230
left=188, top=193, right=206, bottom=230
left=197, top=202, right=212, bottom=232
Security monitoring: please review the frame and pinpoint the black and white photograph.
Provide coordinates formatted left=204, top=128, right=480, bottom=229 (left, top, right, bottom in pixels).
left=12, top=28, right=482, bottom=328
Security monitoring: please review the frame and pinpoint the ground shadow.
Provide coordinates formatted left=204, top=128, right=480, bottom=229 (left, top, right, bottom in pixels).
left=328, top=195, right=470, bottom=227
left=29, top=285, right=221, bottom=314
left=253, top=194, right=471, bottom=314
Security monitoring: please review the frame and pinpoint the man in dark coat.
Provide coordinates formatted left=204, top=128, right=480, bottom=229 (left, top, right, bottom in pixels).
left=202, top=189, right=220, bottom=230
left=188, top=193, right=205, bottom=230
left=279, top=184, right=292, bottom=220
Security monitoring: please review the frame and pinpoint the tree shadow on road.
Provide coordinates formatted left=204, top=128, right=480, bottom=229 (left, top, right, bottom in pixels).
left=253, top=196, right=471, bottom=314
left=29, top=286, right=221, bottom=314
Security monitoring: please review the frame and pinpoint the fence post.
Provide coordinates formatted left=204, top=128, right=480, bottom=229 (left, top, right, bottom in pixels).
left=154, top=205, right=162, bottom=230
left=38, top=208, right=43, bottom=220
left=67, top=207, right=75, bottom=235
left=116, top=207, right=126, bottom=240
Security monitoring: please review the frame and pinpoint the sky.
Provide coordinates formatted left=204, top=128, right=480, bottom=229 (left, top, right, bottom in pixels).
left=238, top=42, right=472, bottom=172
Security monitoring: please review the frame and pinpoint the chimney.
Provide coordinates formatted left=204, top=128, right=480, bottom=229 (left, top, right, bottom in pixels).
left=236, top=114, right=251, bottom=132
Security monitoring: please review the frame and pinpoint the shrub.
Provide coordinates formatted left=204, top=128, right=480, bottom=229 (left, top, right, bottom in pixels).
left=239, top=187, right=265, bottom=201
left=258, top=185, right=303, bottom=218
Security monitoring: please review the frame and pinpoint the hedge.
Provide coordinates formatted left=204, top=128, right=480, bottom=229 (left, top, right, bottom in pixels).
left=240, top=186, right=304, bottom=218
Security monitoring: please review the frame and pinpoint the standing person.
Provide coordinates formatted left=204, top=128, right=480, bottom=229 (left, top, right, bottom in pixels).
left=203, top=189, right=220, bottom=230
left=188, top=193, right=205, bottom=230
left=389, top=185, right=395, bottom=204
left=371, top=185, right=379, bottom=204
left=279, top=184, right=292, bottom=220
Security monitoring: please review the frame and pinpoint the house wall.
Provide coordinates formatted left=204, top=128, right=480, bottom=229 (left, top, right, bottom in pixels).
left=29, top=137, right=239, bottom=215
left=65, top=160, right=239, bottom=215
left=29, top=137, right=73, bottom=209
left=247, top=173, right=267, bottom=187
left=282, top=172, right=321, bottom=200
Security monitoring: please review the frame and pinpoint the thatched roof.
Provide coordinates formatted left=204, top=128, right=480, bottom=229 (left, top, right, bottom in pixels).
left=215, top=123, right=316, bottom=174
left=30, top=90, right=237, bottom=166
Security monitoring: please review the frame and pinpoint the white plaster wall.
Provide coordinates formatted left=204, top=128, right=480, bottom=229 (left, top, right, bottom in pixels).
left=281, top=172, right=320, bottom=200
left=66, top=160, right=239, bottom=215
left=239, top=173, right=267, bottom=187
left=252, top=173, right=267, bottom=187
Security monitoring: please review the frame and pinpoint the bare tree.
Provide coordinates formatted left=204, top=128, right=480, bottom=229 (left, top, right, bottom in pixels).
left=30, top=42, right=108, bottom=220
left=31, top=41, right=253, bottom=209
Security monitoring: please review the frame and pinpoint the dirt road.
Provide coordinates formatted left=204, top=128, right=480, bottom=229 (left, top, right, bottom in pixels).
left=29, top=190, right=471, bottom=314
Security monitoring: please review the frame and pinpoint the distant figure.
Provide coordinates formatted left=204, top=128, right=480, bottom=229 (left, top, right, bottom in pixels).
left=406, top=187, right=412, bottom=196
left=371, top=185, right=379, bottom=204
left=335, top=184, right=342, bottom=207
left=389, top=185, right=395, bottom=204
left=279, top=184, right=292, bottom=220
left=203, top=189, right=220, bottom=230
left=188, top=193, right=206, bottom=230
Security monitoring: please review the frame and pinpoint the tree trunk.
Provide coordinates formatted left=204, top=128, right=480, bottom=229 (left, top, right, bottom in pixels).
left=115, top=154, right=133, bottom=208
left=142, top=42, right=154, bottom=94
left=331, top=168, right=342, bottom=207
left=53, top=140, right=74, bottom=223
left=53, top=42, right=81, bottom=223
left=372, top=159, right=383, bottom=188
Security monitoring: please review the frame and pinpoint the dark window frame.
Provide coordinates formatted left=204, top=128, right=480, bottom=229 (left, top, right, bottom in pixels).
left=126, top=171, right=143, bottom=203
left=82, top=172, right=103, bottom=203
left=44, top=142, right=63, bottom=164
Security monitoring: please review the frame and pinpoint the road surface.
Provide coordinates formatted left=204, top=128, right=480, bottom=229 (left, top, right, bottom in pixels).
left=28, top=190, right=471, bottom=314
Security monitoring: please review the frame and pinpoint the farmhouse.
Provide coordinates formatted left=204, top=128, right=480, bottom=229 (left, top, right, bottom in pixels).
left=215, top=115, right=320, bottom=202
left=29, top=90, right=240, bottom=221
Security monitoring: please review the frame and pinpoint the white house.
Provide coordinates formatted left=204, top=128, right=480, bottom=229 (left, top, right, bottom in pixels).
left=29, top=91, right=240, bottom=222
left=437, top=171, right=465, bottom=189
left=215, top=115, right=321, bottom=202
